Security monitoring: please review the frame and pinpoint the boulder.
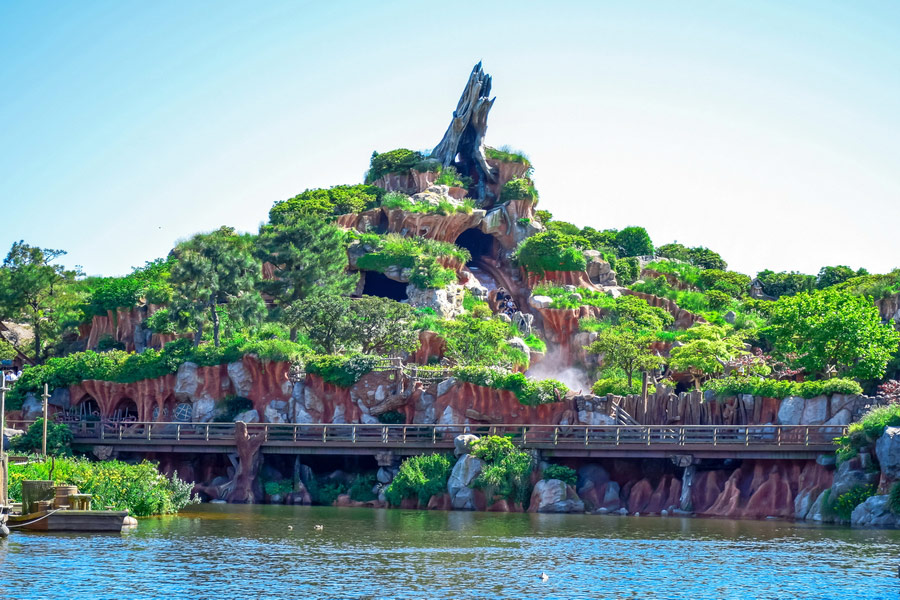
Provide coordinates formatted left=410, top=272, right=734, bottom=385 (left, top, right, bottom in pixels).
left=801, top=396, right=828, bottom=425
left=806, top=490, right=828, bottom=522
left=377, top=467, right=396, bottom=485
left=506, top=337, right=530, bottom=355
left=851, top=495, right=900, bottom=528
left=454, top=434, right=479, bottom=456
left=174, top=362, right=200, bottom=398
left=831, top=456, right=880, bottom=499
left=49, top=388, right=70, bottom=410
left=227, top=361, right=253, bottom=398
left=20, top=393, right=42, bottom=421
left=512, top=311, right=534, bottom=335
left=528, top=479, right=585, bottom=513
left=192, top=397, right=216, bottom=422
left=264, top=405, right=287, bottom=424
left=876, top=427, right=900, bottom=481
left=447, top=454, right=484, bottom=501
left=529, top=295, right=553, bottom=310
left=233, top=409, right=260, bottom=423
left=824, top=409, right=852, bottom=427
left=777, top=396, right=805, bottom=425
left=451, top=487, right=479, bottom=510
left=724, top=311, right=736, bottom=324
left=406, top=283, right=465, bottom=319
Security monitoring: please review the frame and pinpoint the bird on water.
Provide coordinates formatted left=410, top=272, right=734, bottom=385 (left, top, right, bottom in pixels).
left=540, top=573, right=549, bottom=582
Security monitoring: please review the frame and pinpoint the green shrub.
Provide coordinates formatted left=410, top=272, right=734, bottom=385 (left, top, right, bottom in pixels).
left=8, top=457, right=197, bottom=516
left=83, top=258, right=175, bottom=316
left=514, top=230, right=587, bottom=274
left=532, top=284, right=617, bottom=310
left=384, top=453, right=453, bottom=507
left=377, top=410, right=405, bottom=425
left=452, top=366, right=568, bottom=405
left=833, top=484, right=876, bottom=521
left=615, top=226, right=653, bottom=257
left=270, top=184, right=385, bottom=221
left=366, top=149, right=425, bottom=182
left=523, top=334, right=546, bottom=353
left=471, top=436, right=534, bottom=505
left=313, top=479, right=348, bottom=506
left=702, top=376, right=862, bottom=400
left=890, top=481, right=900, bottom=515
left=485, top=146, right=532, bottom=170
left=304, top=354, right=377, bottom=388
left=592, top=375, right=646, bottom=397
left=614, top=256, right=639, bottom=284
left=9, top=418, right=73, bottom=456
left=542, top=464, right=576, bottom=485
left=355, top=233, right=468, bottom=290
left=348, top=474, right=377, bottom=503
left=500, top=178, right=539, bottom=203
left=381, top=192, right=475, bottom=215
left=264, top=480, right=293, bottom=496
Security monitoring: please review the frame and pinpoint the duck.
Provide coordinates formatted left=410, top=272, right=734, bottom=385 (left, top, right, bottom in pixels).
left=287, top=525, right=293, bottom=531
left=314, top=524, right=324, bottom=530
left=540, top=573, right=549, bottom=582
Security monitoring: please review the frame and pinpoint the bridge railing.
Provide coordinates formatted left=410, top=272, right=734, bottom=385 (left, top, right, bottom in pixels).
left=66, top=421, right=847, bottom=449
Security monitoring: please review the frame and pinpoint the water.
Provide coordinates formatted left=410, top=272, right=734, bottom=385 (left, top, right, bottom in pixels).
left=1, top=505, right=897, bottom=599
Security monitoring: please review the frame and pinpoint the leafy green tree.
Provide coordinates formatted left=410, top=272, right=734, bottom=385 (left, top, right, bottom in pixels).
left=534, top=210, right=553, bottom=226
left=767, top=288, right=900, bottom=379
left=347, top=296, right=419, bottom=355
left=580, top=226, right=618, bottom=252
left=0, top=241, right=79, bottom=363
left=816, top=265, right=858, bottom=289
left=546, top=221, right=581, bottom=236
left=656, top=243, right=727, bottom=270
left=668, top=326, right=747, bottom=389
left=442, top=316, right=514, bottom=366
left=256, top=213, right=355, bottom=341
left=284, top=293, right=353, bottom=354
left=269, top=185, right=384, bottom=221
left=168, top=227, right=265, bottom=347
left=586, top=327, right=664, bottom=387
left=698, top=269, right=750, bottom=298
left=514, top=230, right=586, bottom=274
left=615, top=226, right=653, bottom=257
left=755, top=269, right=816, bottom=298
left=612, top=295, right=674, bottom=330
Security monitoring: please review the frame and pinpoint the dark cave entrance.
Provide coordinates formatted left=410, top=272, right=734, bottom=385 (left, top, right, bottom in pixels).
left=361, top=271, right=409, bottom=302
left=455, top=228, right=496, bottom=266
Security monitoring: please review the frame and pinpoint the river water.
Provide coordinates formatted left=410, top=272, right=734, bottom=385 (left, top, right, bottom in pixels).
left=1, top=504, right=896, bottom=599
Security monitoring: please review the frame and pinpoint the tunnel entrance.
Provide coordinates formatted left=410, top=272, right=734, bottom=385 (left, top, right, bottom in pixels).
left=360, top=271, right=409, bottom=302
left=455, top=228, right=496, bottom=266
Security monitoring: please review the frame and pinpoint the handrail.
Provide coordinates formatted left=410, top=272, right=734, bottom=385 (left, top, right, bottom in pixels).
left=64, top=420, right=847, bottom=449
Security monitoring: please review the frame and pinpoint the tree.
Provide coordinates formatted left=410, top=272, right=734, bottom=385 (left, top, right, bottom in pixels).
left=668, top=326, right=747, bottom=389
left=816, top=265, right=857, bottom=289
left=442, top=316, right=513, bottom=366
left=284, top=293, right=353, bottom=354
left=767, top=288, right=899, bottom=379
left=754, top=269, right=816, bottom=298
left=347, top=296, right=419, bottom=356
left=256, top=213, right=355, bottom=341
left=0, top=241, right=79, bottom=363
left=612, top=295, right=673, bottom=331
left=534, top=210, right=553, bottom=226
left=698, top=269, right=750, bottom=298
left=615, top=226, right=653, bottom=257
left=656, top=243, right=727, bottom=270
left=586, top=327, right=664, bottom=386
left=168, top=227, right=265, bottom=347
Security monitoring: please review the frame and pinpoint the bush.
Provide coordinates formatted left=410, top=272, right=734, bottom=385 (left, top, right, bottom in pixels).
left=470, top=436, right=534, bottom=505
left=485, top=146, right=532, bottom=169
left=366, top=149, right=425, bottom=182
left=532, top=284, right=617, bottom=311
left=833, top=484, right=876, bottom=521
left=514, top=230, right=587, bottom=274
left=384, top=453, right=453, bottom=507
left=452, top=366, right=568, bottom=405
left=702, top=376, right=863, bottom=400
left=523, top=334, right=546, bottom=353
left=264, top=480, right=293, bottom=497
left=377, top=410, right=405, bottom=425
left=613, top=256, right=639, bottom=285
left=8, top=457, right=197, bottom=516
left=270, top=184, right=385, bottom=221
left=890, top=481, right=900, bottom=515
left=381, top=192, right=475, bottom=215
left=542, top=464, right=576, bottom=485
left=313, top=479, right=348, bottom=506
left=355, top=233, right=468, bottom=290
left=304, top=354, right=377, bottom=388
left=348, top=474, right=377, bottom=502
left=9, top=419, right=73, bottom=456
left=500, top=178, right=538, bottom=203
left=592, top=376, right=645, bottom=397
left=615, top=226, right=653, bottom=257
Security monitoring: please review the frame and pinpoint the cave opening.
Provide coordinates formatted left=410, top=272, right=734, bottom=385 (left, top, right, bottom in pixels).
left=455, top=228, right=496, bottom=266
left=360, top=271, right=409, bottom=302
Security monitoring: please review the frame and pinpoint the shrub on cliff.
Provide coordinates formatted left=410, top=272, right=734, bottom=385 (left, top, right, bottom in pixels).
left=384, top=453, right=453, bottom=507
left=451, top=366, right=568, bottom=405
left=304, top=354, right=378, bottom=388
left=703, top=376, right=862, bottom=400
left=381, top=191, right=475, bottom=215
left=270, top=184, right=385, bottom=221
left=513, top=230, right=587, bottom=274
left=615, top=226, right=653, bottom=258
left=833, top=484, right=877, bottom=521
left=365, top=149, right=425, bottom=183
left=84, top=258, right=175, bottom=317
left=499, top=178, right=539, bottom=203
left=355, top=233, right=468, bottom=290
left=485, top=145, right=532, bottom=170
left=470, top=436, right=534, bottom=505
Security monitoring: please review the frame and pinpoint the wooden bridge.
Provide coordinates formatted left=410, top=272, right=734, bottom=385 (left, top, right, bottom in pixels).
left=59, top=421, right=846, bottom=460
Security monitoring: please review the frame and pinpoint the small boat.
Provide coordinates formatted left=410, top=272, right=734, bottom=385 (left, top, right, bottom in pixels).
left=7, top=508, right=131, bottom=532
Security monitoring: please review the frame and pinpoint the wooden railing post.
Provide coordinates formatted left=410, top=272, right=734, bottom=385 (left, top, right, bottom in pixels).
left=293, top=426, right=298, bottom=442
left=352, top=426, right=357, bottom=444
left=805, top=427, right=810, bottom=446
left=713, top=427, right=717, bottom=446
left=147, top=423, right=152, bottom=441
left=553, top=427, right=559, bottom=445
left=403, top=426, right=407, bottom=444
left=615, top=427, right=620, bottom=446
left=322, top=425, right=328, bottom=443
left=432, top=427, right=437, bottom=445
left=647, top=426, right=651, bottom=446
left=584, top=427, right=588, bottom=446
left=176, top=424, right=181, bottom=441
left=777, top=427, right=782, bottom=446
left=205, top=424, right=210, bottom=441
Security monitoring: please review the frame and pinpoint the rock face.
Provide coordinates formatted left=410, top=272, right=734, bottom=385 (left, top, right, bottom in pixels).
left=830, top=455, right=880, bottom=500
left=454, top=434, right=479, bottom=456
left=876, top=427, right=900, bottom=482
left=447, top=454, right=484, bottom=509
left=528, top=479, right=585, bottom=513
left=851, top=495, right=899, bottom=527
left=406, top=283, right=465, bottom=319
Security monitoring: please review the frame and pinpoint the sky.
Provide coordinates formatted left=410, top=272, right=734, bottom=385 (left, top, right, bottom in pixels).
left=1, top=0, right=898, bottom=278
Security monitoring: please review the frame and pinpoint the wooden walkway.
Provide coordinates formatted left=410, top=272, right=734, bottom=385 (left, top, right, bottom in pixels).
left=64, top=421, right=846, bottom=460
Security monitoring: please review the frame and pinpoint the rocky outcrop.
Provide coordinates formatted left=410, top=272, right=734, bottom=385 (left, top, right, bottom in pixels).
left=528, top=479, right=585, bottom=513
left=406, top=283, right=465, bottom=318
left=431, top=381, right=571, bottom=426
left=78, top=305, right=181, bottom=353
left=448, top=454, right=485, bottom=509
left=851, top=495, right=900, bottom=527
left=875, top=426, right=900, bottom=482
left=875, top=292, right=900, bottom=326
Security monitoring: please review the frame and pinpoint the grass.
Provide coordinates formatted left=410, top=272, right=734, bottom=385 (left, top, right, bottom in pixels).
left=485, top=145, right=532, bottom=169
left=532, top=284, right=617, bottom=310
left=381, top=192, right=476, bottom=215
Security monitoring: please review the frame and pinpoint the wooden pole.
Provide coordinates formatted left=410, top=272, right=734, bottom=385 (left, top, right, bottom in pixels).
left=1, top=377, right=8, bottom=507
left=42, top=383, right=50, bottom=456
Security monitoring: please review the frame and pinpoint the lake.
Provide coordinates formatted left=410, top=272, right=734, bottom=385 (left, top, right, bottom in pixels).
left=1, top=505, right=897, bottom=599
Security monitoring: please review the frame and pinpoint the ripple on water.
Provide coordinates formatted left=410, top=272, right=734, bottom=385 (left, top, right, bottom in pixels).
left=0, top=505, right=897, bottom=600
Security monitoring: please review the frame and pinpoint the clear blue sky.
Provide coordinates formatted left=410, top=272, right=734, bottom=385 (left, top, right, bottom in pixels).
left=2, top=0, right=898, bottom=277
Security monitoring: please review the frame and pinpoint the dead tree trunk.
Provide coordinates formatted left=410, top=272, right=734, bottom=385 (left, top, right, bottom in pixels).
left=431, top=62, right=497, bottom=196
